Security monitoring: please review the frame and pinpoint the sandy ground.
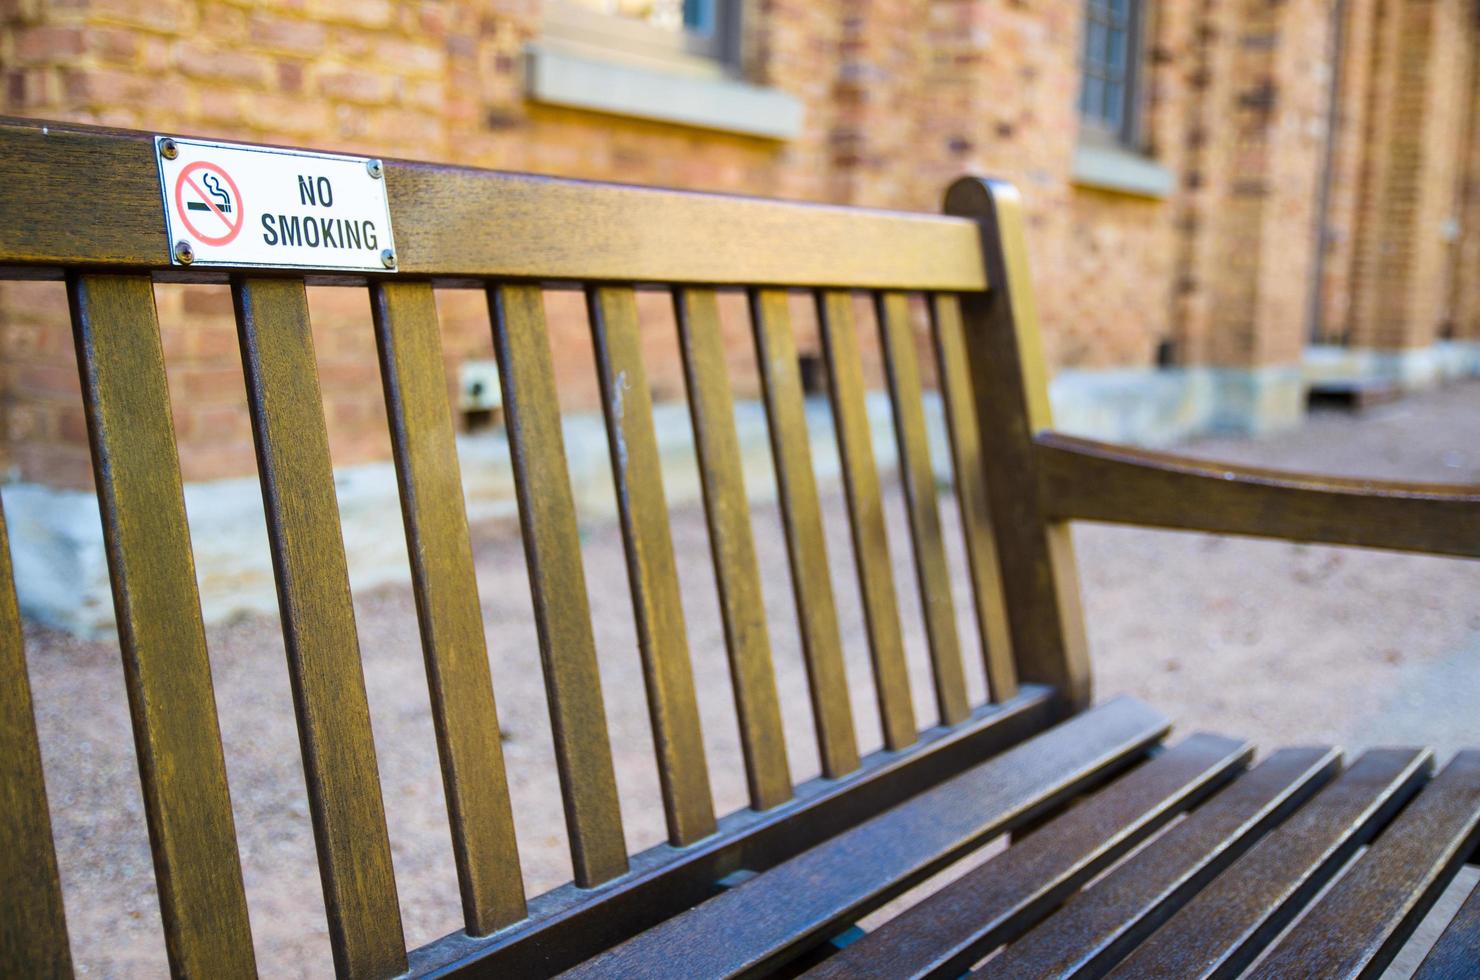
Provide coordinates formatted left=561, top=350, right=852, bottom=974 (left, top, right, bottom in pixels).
left=23, top=380, right=1480, bottom=977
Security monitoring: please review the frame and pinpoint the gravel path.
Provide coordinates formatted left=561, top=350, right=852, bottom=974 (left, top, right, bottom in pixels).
left=24, top=380, right=1479, bottom=977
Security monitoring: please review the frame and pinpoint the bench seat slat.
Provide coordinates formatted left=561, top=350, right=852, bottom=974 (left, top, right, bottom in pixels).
left=71, top=274, right=256, bottom=976
left=235, top=277, right=407, bottom=977
left=0, top=500, right=72, bottom=977
left=877, top=291, right=970, bottom=725
left=810, top=733, right=1255, bottom=979
left=560, top=696, right=1169, bottom=980
left=1108, top=747, right=1433, bottom=980
left=986, top=746, right=1341, bottom=978
left=489, top=283, right=628, bottom=886
left=818, top=289, right=917, bottom=750
left=1414, top=876, right=1480, bottom=979
left=928, top=294, right=1016, bottom=702
left=750, top=288, right=860, bottom=778
left=674, top=287, right=793, bottom=812
left=371, top=281, right=526, bottom=933
left=589, top=285, right=716, bottom=846
left=1250, top=750, right=1480, bottom=980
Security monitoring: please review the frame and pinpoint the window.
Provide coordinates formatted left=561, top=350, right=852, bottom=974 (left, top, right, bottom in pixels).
left=529, top=0, right=802, bottom=141
left=1078, top=0, right=1143, bottom=146
left=544, top=0, right=741, bottom=77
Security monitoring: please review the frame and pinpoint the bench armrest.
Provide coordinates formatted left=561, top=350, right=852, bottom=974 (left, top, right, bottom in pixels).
left=1033, top=431, right=1480, bottom=559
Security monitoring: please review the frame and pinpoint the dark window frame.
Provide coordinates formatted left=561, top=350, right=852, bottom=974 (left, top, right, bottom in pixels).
left=541, top=0, right=743, bottom=78
left=1078, top=0, right=1146, bottom=149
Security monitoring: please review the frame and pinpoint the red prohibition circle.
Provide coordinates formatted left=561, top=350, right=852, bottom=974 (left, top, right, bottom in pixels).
left=174, top=161, right=245, bottom=246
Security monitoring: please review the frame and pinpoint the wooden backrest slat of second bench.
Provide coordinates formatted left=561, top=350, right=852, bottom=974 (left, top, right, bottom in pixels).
left=928, top=292, right=1018, bottom=702
left=749, top=287, right=863, bottom=778
left=236, top=277, right=409, bottom=977
left=877, top=290, right=972, bottom=726
left=673, top=286, right=795, bottom=812
left=370, top=280, right=527, bottom=933
left=0, top=502, right=71, bottom=977
left=71, top=274, right=257, bottom=976
left=817, top=288, right=919, bottom=749
left=489, top=282, right=630, bottom=887
left=589, top=284, right=718, bottom=847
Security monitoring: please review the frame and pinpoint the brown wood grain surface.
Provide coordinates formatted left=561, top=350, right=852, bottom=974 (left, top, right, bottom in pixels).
left=235, top=277, right=407, bottom=977
left=1108, top=748, right=1433, bottom=980
left=1036, top=432, right=1480, bottom=558
left=0, top=499, right=72, bottom=978
left=71, top=274, right=256, bottom=977
left=674, top=287, right=793, bottom=812
left=371, top=280, right=526, bottom=935
left=1414, top=875, right=1480, bottom=980
left=589, top=285, right=717, bottom=846
left=749, top=287, right=861, bottom=778
left=1249, top=751, right=1480, bottom=980
left=928, top=293, right=1017, bottom=702
left=876, top=291, right=971, bottom=725
left=987, top=747, right=1341, bottom=979
left=488, top=283, right=629, bottom=886
left=561, top=697, right=1168, bottom=980
left=810, top=733, right=1253, bottom=979
left=817, top=289, right=917, bottom=750
left=410, top=689, right=1056, bottom=978
left=943, top=178, right=1091, bottom=710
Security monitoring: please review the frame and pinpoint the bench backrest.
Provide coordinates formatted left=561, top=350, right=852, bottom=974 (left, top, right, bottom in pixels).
left=0, top=117, right=1088, bottom=977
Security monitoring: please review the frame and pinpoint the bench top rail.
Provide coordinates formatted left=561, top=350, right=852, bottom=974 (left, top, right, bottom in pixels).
left=0, top=116, right=986, bottom=291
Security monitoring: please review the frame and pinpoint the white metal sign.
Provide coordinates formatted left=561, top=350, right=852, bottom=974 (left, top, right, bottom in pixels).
left=155, top=136, right=398, bottom=272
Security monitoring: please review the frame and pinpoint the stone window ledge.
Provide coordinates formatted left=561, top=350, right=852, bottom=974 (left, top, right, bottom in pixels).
left=1071, top=142, right=1174, bottom=199
left=525, top=43, right=804, bottom=141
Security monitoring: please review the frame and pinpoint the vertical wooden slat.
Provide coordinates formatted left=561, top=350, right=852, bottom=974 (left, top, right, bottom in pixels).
left=944, top=178, right=1091, bottom=710
left=588, top=285, right=717, bottom=846
left=0, top=499, right=72, bottom=978
left=816, top=290, right=917, bottom=750
left=673, top=288, right=793, bottom=812
left=488, top=284, right=628, bottom=885
left=69, top=274, right=255, bottom=977
left=875, top=291, right=971, bottom=725
left=749, top=288, right=861, bottom=778
left=233, top=277, right=406, bottom=977
left=928, top=293, right=1018, bottom=702
left=370, top=281, right=525, bottom=934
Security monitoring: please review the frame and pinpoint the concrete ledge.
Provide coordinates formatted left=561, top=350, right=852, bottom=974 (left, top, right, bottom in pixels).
left=1049, top=363, right=1305, bottom=445
left=526, top=43, right=803, bottom=140
left=1304, top=341, right=1480, bottom=389
left=1070, top=143, right=1175, bottom=199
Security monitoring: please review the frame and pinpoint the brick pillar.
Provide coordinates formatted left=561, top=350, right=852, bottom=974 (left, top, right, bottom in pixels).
left=1314, top=0, right=1379, bottom=344
left=1204, top=0, right=1332, bottom=371
left=1451, top=31, right=1480, bottom=344
left=1348, top=0, right=1475, bottom=355
left=828, top=0, right=928, bottom=208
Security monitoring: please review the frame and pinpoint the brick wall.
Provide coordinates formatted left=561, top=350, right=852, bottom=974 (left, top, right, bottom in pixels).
left=1349, top=0, right=1475, bottom=351
left=1, top=0, right=1477, bottom=489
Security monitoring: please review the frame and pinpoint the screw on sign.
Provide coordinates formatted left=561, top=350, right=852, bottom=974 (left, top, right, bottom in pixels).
left=174, top=161, right=244, bottom=247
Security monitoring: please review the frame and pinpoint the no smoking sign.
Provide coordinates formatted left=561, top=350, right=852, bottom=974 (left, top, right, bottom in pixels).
left=174, top=161, right=244, bottom=247
left=156, top=135, right=397, bottom=272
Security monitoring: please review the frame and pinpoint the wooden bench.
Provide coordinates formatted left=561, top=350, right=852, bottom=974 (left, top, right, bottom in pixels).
left=1, top=116, right=1477, bottom=978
